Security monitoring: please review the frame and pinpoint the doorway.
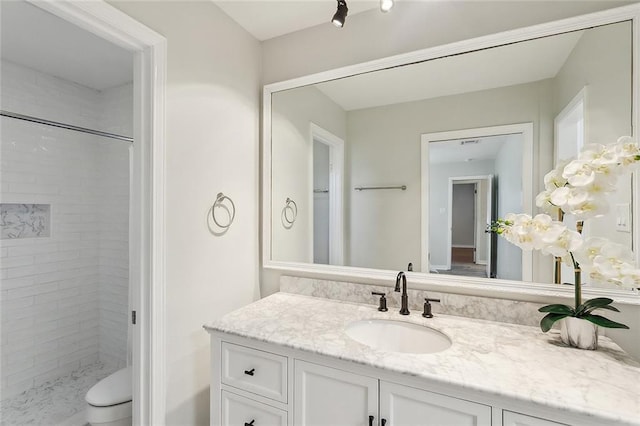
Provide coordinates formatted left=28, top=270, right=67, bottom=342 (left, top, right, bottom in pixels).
left=421, top=123, right=533, bottom=281
left=310, top=123, right=344, bottom=265
left=448, top=177, right=493, bottom=278
left=3, top=1, right=168, bottom=424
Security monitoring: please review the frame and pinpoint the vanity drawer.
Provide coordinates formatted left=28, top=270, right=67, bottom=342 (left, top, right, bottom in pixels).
left=221, top=342, right=288, bottom=402
left=222, top=390, right=288, bottom=426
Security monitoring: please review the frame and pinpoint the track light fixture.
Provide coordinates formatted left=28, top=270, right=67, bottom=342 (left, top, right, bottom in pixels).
left=332, top=0, right=348, bottom=28
left=380, top=0, right=394, bottom=12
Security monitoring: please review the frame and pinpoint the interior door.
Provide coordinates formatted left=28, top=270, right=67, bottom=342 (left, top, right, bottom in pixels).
left=486, top=175, right=494, bottom=278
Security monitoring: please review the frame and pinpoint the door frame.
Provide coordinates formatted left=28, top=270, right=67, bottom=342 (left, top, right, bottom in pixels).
left=310, top=123, right=345, bottom=265
left=421, top=123, right=533, bottom=280
left=29, top=1, right=167, bottom=424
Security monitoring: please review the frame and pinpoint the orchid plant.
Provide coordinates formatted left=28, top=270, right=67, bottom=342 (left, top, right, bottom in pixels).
left=490, top=136, right=640, bottom=333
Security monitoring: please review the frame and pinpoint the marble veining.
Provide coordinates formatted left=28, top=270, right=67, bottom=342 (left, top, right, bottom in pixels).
left=0, top=203, right=50, bottom=239
left=204, top=292, right=640, bottom=426
left=280, top=275, right=543, bottom=327
left=0, top=361, right=115, bottom=426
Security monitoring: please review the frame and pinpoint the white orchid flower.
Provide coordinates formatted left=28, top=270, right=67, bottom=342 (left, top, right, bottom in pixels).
left=541, top=229, right=583, bottom=258
left=579, top=143, right=619, bottom=165
left=607, top=136, right=640, bottom=167
left=562, top=159, right=595, bottom=187
left=543, top=161, right=569, bottom=190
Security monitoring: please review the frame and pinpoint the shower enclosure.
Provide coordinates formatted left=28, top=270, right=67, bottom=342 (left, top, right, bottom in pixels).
left=0, top=57, right=133, bottom=424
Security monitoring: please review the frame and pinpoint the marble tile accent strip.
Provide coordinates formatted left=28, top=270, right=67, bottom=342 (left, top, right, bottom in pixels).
left=0, top=203, right=51, bottom=239
left=280, top=275, right=543, bottom=327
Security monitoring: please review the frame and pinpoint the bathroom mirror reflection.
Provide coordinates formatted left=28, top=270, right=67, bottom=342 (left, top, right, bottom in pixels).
left=269, top=20, right=635, bottom=288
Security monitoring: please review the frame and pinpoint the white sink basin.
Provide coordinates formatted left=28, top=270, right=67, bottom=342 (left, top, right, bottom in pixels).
left=345, top=319, right=451, bottom=354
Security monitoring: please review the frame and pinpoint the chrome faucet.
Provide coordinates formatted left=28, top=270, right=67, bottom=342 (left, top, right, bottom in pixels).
left=394, top=271, right=410, bottom=315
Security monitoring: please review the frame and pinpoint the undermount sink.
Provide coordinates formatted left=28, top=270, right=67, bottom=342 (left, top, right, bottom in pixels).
left=345, top=319, right=452, bottom=354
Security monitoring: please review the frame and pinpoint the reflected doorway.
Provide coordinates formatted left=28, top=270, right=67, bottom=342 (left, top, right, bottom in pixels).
left=310, top=123, right=345, bottom=265
left=448, top=178, right=493, bottom=278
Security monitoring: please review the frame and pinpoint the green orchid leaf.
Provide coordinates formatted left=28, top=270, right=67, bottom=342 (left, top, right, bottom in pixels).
left=538, top=304, right=574, bottom=315
left=540, top=313, right=570, bottom=333
left=581, top=314, right=630, bottom=329
left=575, top=298, right=616, bottom=316
left=586, top=304, right=621, bottom=314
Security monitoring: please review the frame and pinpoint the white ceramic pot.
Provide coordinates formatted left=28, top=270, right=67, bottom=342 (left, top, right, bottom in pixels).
left=560, top=317, right=598, bottom=350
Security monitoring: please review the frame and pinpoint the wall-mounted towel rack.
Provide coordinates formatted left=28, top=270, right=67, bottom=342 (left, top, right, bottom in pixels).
left=283, top=198, right=298, bottom=225
left=354, top=185, right=407, bottom=191
left=211, top=192, right=235, bottom=229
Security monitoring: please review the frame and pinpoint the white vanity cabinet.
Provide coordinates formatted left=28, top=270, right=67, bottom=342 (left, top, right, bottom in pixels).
left=294, top=360, right=378, bottom=425
left=502, top=411, right=566, bottom=426
left=209, top=334, right=589, bottom=426
left=380, top=381, right=491, bottom=426
left=294, top=360, right=491, bottom=426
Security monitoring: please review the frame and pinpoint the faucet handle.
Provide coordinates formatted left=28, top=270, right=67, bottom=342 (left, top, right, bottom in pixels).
left=372, top=292, right=388, bottom=312
left=422, top=297, right=440, bottom=318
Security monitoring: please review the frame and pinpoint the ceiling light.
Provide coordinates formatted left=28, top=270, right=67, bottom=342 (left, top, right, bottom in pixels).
left=380, top=0, right=394, bottom=12
left=332, top=0, right=348, bottom=28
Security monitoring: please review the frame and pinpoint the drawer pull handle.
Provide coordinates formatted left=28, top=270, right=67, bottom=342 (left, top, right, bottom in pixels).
left=382, top=419, right=387, bottom=426
left=244, top=420, right=255, bottom=426
left=244, top=368, right=255, bottom=376
left=369, top=415, right=374, bottom=426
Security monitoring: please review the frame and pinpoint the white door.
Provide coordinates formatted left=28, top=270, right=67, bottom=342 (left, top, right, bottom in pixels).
left=294, top=360, right=378, bottom=426
left=379, top=381, right=491, bottom=426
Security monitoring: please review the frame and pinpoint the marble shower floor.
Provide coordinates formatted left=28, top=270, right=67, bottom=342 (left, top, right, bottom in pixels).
left=1, top=362, right=117, bottom=426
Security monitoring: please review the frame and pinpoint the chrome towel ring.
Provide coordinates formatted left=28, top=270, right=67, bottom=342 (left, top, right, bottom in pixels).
left=284, top=197, right=298, bottom=224
left=212, top=192, right=235, bottom=229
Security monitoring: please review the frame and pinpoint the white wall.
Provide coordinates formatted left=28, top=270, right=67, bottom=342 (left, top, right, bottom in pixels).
left=271, top=86, right=346, bottom=263
left=97, top=84, right=132, bottom=368
left=0, top=60, right=131, bottom=397
left=553, top=22, right=633, bottom=248
left=494, top=134, right=524, bottom=281
left=451, top=183, right=475, bottom=247
left=106, top=2, right=262, bottom=424
left=345, top=81, right=551, bottom=272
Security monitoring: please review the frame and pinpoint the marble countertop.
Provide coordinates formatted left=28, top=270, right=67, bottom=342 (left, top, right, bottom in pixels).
left=204, top=292, right=640, bottom=425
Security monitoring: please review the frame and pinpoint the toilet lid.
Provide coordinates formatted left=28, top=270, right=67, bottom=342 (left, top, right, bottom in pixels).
left=86, top=367, right=133, bottom=407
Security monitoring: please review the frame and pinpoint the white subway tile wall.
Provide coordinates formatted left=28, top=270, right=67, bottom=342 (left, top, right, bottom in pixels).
left=0, top=59, right=132, bottom=398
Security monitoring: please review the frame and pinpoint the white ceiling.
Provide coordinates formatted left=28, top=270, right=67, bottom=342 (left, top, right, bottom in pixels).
left=1, top=0, right=133, bottom=91
left=314, top=30, right=583, bottom=111
left=214, top=0, right=381, bottom=41
left=429, top=134, right=517, bottom=164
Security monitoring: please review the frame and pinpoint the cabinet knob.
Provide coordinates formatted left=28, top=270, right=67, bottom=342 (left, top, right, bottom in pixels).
left=244, top=420, right=255, bottom=426
left=244, top=368, right=255, bottom=376
left=368, top=415, right=374, bottom=426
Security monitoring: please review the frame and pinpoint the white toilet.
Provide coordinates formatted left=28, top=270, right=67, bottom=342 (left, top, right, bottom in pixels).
left=85, top=367, right=132, bottom=426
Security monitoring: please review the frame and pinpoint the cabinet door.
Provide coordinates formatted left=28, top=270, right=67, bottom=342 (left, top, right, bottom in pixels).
left=503, top=411, right=567, bottom=426
left=221, top=390, right=288, bottom=426
left=294, top=360, right=378, bottom=426
left=380, top=381, right=491, bottom=426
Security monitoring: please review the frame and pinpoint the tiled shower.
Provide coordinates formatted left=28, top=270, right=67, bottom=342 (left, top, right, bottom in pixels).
left=0, top=59, right=132, bottom=421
